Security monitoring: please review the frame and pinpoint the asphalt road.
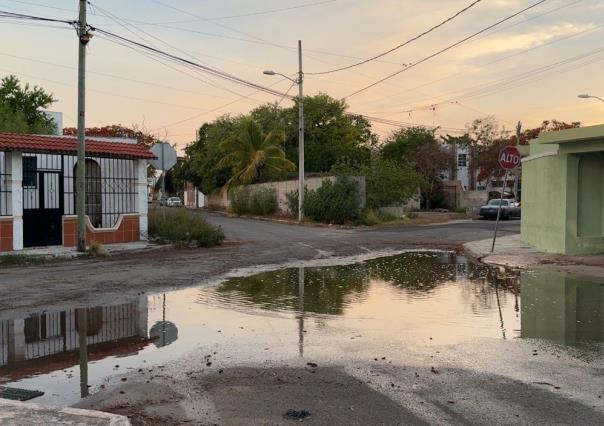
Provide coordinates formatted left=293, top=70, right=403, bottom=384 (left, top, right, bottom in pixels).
left=201, top=212, right=520, bottom=246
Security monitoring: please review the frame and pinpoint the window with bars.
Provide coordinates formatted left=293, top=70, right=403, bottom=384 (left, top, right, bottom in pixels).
left=0, top=152, right=11, bottom=216
left=64, top=155, right=138, bottom=228
left=457, top=153, right=467, bottom=168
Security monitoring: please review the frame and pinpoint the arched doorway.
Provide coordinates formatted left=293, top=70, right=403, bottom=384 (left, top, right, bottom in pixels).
left=74, top=159, right=102, bottom=228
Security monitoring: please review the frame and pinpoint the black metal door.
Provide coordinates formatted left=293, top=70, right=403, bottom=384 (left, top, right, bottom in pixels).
left=23, top=171, right=63, bottom=247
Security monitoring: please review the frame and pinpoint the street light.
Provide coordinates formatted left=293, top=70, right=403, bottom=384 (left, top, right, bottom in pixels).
left=263, top=40, right=305, bottom=222
left=578, top=93, right=604, bottom=102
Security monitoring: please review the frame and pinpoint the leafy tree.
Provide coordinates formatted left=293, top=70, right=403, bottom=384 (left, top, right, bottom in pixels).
left=0, top=75, right=57, bottom=134
left=251, top=94, right=376, bottom=173
left=286, top=94, right=376, bottom=172
left=381, top=127, right=452, bottom=209
left=455, top=117, right=581, bottom=186
left=180, top=94, right=378, bottom=194
left=332, top=158, right=424, bottom=208
left=179, top=115, right=241, bottom=194
left=219, top=118, right=295, bottom=190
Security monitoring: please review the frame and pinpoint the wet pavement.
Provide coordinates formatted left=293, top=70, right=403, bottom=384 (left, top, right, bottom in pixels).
left=1, top=251, right=603, bottom=424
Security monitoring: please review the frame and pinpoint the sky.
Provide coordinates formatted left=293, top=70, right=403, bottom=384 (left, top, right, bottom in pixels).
left=0, top=0, right=603, bottom=151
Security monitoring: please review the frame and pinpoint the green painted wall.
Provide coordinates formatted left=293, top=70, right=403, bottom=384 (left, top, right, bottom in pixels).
left=521, top=154, right=568, bottom=253
left=522, top=125, right=604, bottom=255
left=563, top=154, right=604, bottom=255
left=520, top=270, right=604, bottom=344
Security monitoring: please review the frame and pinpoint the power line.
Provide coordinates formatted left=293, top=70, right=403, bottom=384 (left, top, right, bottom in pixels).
left=0, top=9, right=76, bottom=25
left=392, top=44, right=604, bottom=115
left=91, top=26, right=295, bottom=99
left=350, top=0, right=589, bottom=110
left=307, top=0, right=483, bottom=75
left=343, top=0, right=550, bottom=99
left=161, top=0, right=338, bottom=22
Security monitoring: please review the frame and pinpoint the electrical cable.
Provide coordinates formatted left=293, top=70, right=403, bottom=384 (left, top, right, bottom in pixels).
left=343, top=0, right=549, bottom=99
left=307, top=0, right=483, bottom=75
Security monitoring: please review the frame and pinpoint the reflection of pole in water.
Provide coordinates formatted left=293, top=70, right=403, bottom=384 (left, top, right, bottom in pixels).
left=76, top=308, right=89, bottom=398
left=298, top=267, right=305, bottom=357
left=492, top=271, right=507, bottom=340
left=513, top=277, right=520, bottom=317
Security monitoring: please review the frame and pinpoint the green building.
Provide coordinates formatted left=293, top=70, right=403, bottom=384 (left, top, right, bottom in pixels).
left=521, top=124, right=604, bottom=255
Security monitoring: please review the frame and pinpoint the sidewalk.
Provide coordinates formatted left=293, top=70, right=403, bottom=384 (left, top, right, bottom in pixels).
left=0, top=241, right=165, bottom=260
left=464, top=234, right=604, bottom=279
left=0, top=399, right=129, bottom=425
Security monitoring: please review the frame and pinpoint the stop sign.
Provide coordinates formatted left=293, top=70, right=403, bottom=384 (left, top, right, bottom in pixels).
left=498, top=145, right=521, bottom=170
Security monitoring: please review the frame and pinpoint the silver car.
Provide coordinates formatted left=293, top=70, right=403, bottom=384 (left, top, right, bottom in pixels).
left=166, top=197, right=182, bottom=207
left=479, top=199, right=521, bottom=220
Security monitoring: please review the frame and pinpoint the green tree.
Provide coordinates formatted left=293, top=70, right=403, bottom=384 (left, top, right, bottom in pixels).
left=286, top=94, right=376, bottom=172
left=332, top=158, right=424, bottom=208
left=219, top=119, right=295, bottom=190
left=0, top=75, right=57, bottom=134
left=179, top=115, right=242, bottom=194
left=250, top=94, right=377, bottom=173
left=381, top=127, right=452, bottom=209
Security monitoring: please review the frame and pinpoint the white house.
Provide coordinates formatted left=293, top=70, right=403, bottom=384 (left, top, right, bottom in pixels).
left=0, top=133, right=155, bottom=252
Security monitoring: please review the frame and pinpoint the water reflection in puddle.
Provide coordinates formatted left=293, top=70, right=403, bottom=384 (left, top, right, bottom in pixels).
left=0, top=251, right=602, bottom=406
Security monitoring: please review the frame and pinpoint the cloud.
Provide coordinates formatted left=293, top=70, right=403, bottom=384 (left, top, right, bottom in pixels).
left=458, top=23, right=596, bottom=59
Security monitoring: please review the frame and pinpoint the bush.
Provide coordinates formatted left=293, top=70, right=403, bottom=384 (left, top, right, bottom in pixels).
left=230, top=186, right=278, bottom=216
left=149, top=208, right=225, bottom=247
left=362, top=208, right=381, bottom=226
left=332, top=158, right=424, bottom=209
left=303, top=178, right=360, bottom=224
left=230, top=187, right=252, bottom=215
left=286, top=189, right=299, bottom=217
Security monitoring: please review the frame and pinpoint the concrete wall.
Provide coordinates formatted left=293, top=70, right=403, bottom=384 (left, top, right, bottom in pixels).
left=521, top=153, right=568, bottom=253
left=207, top=176, right=366, bottom=214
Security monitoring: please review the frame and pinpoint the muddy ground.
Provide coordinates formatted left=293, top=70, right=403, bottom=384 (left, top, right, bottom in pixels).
left=3, top=216, right=604, bottom=425
left=0, top=214, right=520, bottom=315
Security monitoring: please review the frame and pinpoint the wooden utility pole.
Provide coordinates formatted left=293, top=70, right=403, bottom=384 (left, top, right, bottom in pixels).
left=76, top=0, right=88, bottom=252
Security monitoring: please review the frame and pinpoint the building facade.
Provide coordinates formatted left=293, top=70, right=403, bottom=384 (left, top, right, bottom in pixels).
left=522, top=124, right=604, bottom=254
left=0, top=133, right=155, bottom=252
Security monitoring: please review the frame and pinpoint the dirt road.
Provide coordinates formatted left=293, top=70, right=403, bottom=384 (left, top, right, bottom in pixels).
left=0, top=213, right=519, bottom=314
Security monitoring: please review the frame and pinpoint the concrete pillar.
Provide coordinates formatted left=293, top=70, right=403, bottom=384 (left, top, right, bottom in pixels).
left=136, top=160, right=148, bottom=240
left=7, top=152, right=23, bottom=250
left=7, top=319, right=26, bottom=363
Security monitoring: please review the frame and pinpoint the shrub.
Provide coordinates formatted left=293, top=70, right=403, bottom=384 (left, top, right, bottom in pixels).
left=303, top=178, right=360, bottom=224
left=148, top=208, right=225, bottom=247
left=363, top=208, right=381, bottom=226
left=87, top=241, right=106, bottom=257
left=286, top=188, right=310, bottom=217
left=230, top=187, right=252, bottom=215
left=249, top=187, right=278, bottom=215
left=332, top=158, right=424, bottom=209
left=230, top=186, right=278, bottom=216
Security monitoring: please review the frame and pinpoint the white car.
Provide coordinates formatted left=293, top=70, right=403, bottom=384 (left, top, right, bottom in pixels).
left=166, top=197, right=182, bottom=207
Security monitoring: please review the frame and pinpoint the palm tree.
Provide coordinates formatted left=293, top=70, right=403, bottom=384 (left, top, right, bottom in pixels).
left=219, top=119, right=296, bottom=190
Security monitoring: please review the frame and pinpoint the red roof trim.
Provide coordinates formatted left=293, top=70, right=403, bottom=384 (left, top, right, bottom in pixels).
left=0, top=133, right=156, bottom=159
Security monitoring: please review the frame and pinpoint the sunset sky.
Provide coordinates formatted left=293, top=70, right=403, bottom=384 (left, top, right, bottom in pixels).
left=0, top=0, right=603, bottom=151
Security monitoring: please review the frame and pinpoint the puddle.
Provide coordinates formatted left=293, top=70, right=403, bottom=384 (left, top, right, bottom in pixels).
left=0, top=251, right=602, bottom=407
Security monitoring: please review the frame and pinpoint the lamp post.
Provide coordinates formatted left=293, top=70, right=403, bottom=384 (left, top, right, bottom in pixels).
left=578, top=93, right=604, bottom=102
left=264, top=40, right=304, bottom=222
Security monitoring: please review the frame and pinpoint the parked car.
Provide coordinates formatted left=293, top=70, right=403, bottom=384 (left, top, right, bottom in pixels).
left=158, top=196, right=168, bottom=206
left=479, top=199, right=521, bottom=220
left=166, top=197, right=182, bottom=207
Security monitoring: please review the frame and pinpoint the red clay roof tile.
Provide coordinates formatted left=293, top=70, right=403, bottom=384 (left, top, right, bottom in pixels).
left=0, top=133, right=156, bottom=159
